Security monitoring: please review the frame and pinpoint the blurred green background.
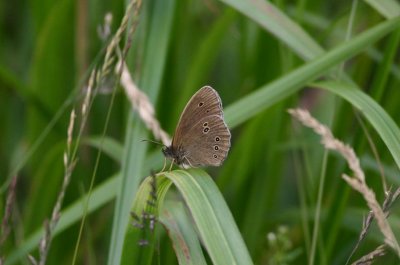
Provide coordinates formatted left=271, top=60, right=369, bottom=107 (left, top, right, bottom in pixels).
left=1, top=0, right=400, bottom=264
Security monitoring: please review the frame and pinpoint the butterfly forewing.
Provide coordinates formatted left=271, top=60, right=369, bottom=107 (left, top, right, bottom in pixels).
left=171, top=86, right=223, bottom=147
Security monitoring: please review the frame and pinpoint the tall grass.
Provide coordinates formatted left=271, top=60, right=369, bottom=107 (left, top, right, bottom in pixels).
left=1, top=0, right=400, bottom=264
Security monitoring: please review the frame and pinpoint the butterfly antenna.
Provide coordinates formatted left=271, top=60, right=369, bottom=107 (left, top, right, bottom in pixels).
left=141, top=139, right=165, bottom=147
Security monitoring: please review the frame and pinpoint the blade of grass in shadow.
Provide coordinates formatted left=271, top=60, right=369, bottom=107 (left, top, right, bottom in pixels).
left=0, top=64, right=58, bottom=131
left=123, top=190, right=208, bottom=265
left=4, top=174, right=120, bottom=265
left=159, top=201, right=208, bottom=265
left=1, top=0, right=115, bottom=193
left=121, top=174, right=173, bottom=264
left=218, top=0, right=325, bottom=61
left=364, top=0, right=400, bottom=19
left=312, top=80, right=400, bottom=170
left=362, top=155, right=400, bottom=186
left=224, top=17, right=400, bottom=128
left=370, top=28, right=400, bottom=101
left=175, top=8, right=237, bottom=119
left=5, top=149, right=164, bottom=265
left=217, top=103, right=288, bottom=259
left=84, top=136, right=123, bottom=163
left=107, top=1, right=176, bottom=264
left=286, top=6, right=400, bottom=81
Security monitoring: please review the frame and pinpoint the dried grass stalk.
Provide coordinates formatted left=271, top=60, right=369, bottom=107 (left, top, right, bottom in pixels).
left=35, top=109, right=77, bottom=265
left=0, top=175, right=18, bottom=264
left=116, top=61, right=171, bottom=146
left=351, top=244, right=386, bottom=265
left=288, top=108, right=400, bottom=256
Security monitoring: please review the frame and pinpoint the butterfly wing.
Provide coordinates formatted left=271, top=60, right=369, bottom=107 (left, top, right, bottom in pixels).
left=171, top=86, right=223, bottom=148
left=171, top=86, right=230, bottom=167
left=181, top=115, right=231, bottom=167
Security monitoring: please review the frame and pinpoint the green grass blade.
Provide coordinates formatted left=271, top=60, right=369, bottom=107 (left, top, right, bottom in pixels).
left=107, top=112, right=148, bottom=265
left=159, top=201, right=208, bottom=265
left=107, top=1, right=176, bottom=264
left=121, top=175, right=173, bottom=264
left=5, top=175, right=120, bottom=265
left=122, top=170, right=252, bottom=264
left=224, top=17, right=400, bottom=129
left=370, top=28, right=400, bottom=101
left=84, top=136, right=123, bottom=163
left=5, top=150, right=164, bottom=265
left=362, top=155, right=400, bottom=187
left=312, top=80, right=400, bottom=170
left=175, top=8, right=237, bottom=120
left=162, top=169, right=253, bottom=265
left=218, top=0, right=325, bottom=60
left=364, top=0, right=400, bottom=19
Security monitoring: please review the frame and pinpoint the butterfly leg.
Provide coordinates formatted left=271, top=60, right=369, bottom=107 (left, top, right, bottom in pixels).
left=159, top=157, right=167, bottom=173
left=168, top=159, right=175, bottom=171
left=183, top=157, right=196, bottom=169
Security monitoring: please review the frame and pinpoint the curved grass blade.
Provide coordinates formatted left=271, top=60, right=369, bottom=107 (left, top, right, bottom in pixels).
left=218, top=0, right=325, bottom=60
left=312, top=80, right=400, bottom=171
left=123, top=169, right=253, bottom=265
left=224, top=17, right=400, bottom=128
left=121, top=174, right=173, bottom=264
left=162, top=169, right=253, bottom=265
left=364, top=0, right=400, bottom=19
left=159, top=201, right=208, bottom=265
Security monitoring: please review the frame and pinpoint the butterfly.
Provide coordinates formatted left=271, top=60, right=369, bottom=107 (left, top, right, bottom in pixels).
left=162, top=86, right=231, bottom=169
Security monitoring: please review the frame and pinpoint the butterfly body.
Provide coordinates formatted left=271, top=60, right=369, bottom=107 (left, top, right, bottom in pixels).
left=162, top=145, right=187, bottom=166
left=163, top=86, right=231, bottom=168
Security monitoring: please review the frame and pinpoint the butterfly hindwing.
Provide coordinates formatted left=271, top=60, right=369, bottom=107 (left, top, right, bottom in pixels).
left=180, top=115, right=231, bottom=167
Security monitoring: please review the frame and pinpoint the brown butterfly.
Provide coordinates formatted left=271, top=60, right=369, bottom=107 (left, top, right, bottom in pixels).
left=162, top=86, right=231, bottom=168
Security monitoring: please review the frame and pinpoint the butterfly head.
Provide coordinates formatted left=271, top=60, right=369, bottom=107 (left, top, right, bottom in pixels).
left=162, top=146, right=173, bottom=158
left=162, top=145, right=188, bottom=167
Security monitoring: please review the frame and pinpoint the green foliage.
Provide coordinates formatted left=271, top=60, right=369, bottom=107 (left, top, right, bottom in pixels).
left=1, top=0, right=400, bottom=264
